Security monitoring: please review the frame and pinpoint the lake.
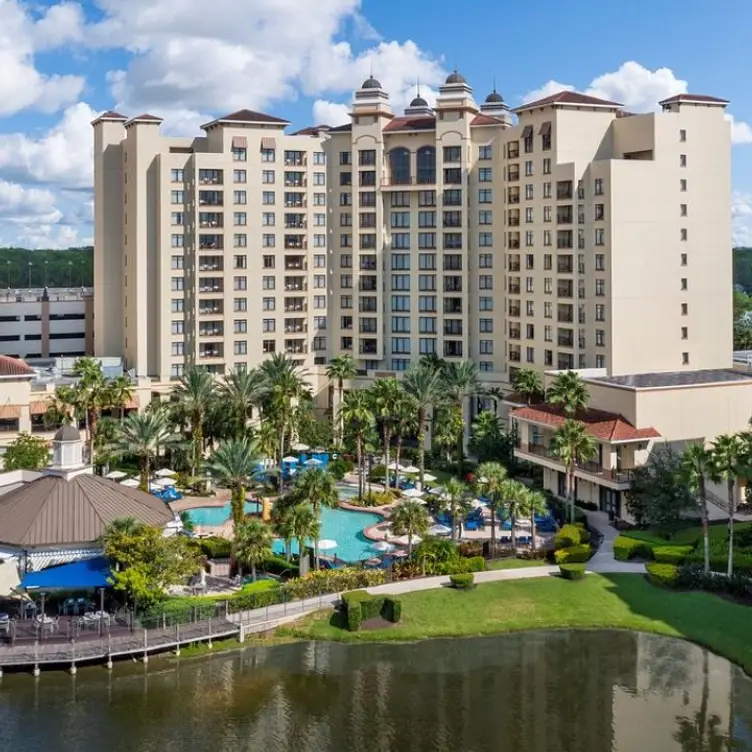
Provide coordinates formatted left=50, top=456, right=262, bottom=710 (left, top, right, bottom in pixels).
left=0, top=630, right=750, bottom=751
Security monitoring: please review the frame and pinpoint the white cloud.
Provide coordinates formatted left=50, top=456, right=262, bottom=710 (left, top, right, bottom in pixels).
left=0, top=179, right=61, bottom=223
left=522, top=61, right=752, bottom=147
left=733, top=193, right=752, bottom=247
left=312, top=100, right=350, bottom=127
left=0, top=0, right=85, bottom=116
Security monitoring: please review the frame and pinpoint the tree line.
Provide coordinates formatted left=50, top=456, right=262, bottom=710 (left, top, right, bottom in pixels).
left=0, top=247, right=93, bottom=288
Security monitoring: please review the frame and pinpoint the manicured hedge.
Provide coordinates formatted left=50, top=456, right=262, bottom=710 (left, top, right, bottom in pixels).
left=652, top=545, right=694, bottom=565
left=383, top=597, right=402, bottom=623
left=613, top=535, right=654, bottom=561
left=347, top=602, right=363, bottom=631
left=554, top=544, right=591, bottom=564
left=198, top=536, right=232, bottom=559
left=449, top=573, right=475, bottom=589
left=646, top=562, right=679, bottom=588
left=559, top=563, right=586, bottom=580
left=554, top=524, right=583, bottom=550
left=342, top=590, right=403, bottom=630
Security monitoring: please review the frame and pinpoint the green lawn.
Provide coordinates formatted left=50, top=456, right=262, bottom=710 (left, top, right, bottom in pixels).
left=485, top=558, right=548, bottom=571
left=282, top=574, right=752, bottom=674
left=621, top=521, right=752, bottom=547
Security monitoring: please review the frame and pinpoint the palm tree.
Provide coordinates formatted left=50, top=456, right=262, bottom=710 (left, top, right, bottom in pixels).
left=546, top=370, right=589, bottom=417
left=403, top=361, right=444, bottom=487
left=270, top=501, right=295, bottom=561
left=512, top=368, right=544, bottom=405
left=392, top=391, right=418, bottom=487
left=444, top=477, right=469, bottom=541
left=114, top=411, right=174, bottom=491
left=367, top=377, right=404, bottom=492
left=340, top=389, right=373, bottom=499
left=101, top=516, right=144, bottom=548
left=326, top=354, right=357, bottom=446
left=221, top=368, right=266, bottom=439
left=390, top=500, right=430, bottom=556
left=498, top=479, right=527, bottom=550
left=234, top=520, right=273, bottom=582
left=292, top=467, right=339, bottom=568
left=709, top=433, right=743, bottom=576
left=441, top=361, right=479, bottom=476
left=475, top=461, right=508, bottom=551
left=681, top=444, right=713, bottom=573
left=174, top=366, right=216, bottom=476
left=207, top=437, right=260, bottom=531
left=259, top=353, right=311, bottom=488
left=288, top=502, right=320, bottom=576
left=521, top=488, right=548, bottom=551
left=549, top=419, right=597, bottom=524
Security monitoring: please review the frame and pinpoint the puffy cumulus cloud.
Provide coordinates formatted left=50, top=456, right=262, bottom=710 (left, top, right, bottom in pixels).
left=0, top=0, right=85, bottom=116
left=312, top=100, right=350, bottom=127
left=522, top=62, right=752, bottom=147
left=0, top=179, right=61, bottom=223
left=733, top=193, right=752, bottom=247
left=12, top=222, right=90, bottom=251
left=0, top=102, right=97, bottom=189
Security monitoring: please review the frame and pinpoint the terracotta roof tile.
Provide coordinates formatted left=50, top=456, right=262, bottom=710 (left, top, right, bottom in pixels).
left=514, top=91, right=623, bottom=113
left=510, top=404, right=661, bottom=443
left=91, top=110, right=127, bottom=125
left=383, top=116, right=436, bottom=132
left=658, top=93, right=729, bottom=106
left=127, top=113, right=162, bottom=122
left=471, top=113, right=505, bottom=126
left=291, top=125, right=330, bottom=135
left=328, top=123, right=353, bottom=133
left=203, top=109, right=290, bottom=129
left=0, top=355, right=35, bottom=377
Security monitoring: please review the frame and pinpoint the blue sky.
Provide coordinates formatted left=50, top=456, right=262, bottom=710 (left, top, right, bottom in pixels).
left=0, top=0, right=750, bottom=248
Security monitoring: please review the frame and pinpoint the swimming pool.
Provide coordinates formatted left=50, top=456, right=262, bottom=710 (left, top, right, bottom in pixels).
left=336, top=484, right=361, bottom=500
left=183, top=502, right=382, bottom=563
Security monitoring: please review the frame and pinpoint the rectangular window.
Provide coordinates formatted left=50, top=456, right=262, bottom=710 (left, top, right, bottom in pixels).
left=234, top=298, right=247, bottom=312
left=233, top=169, right=247, bottom=183
left=680, top=154, right=687, bottom=167
left=235, top=255, right=248, bottom=269
left=478, top=145, right=492, bottom=160
left=171, top=299, right=184, bottom=313
left=262, top=319, right=276, bottom=333
left=479, top=210, right=492, bottom=225
left=479, top=232, right=493, bottom=247
left=234, top=276, right=248, bottom=291
left=171, top=190, right=184, bottom=204
left=262, top=212, right=275, bottom=226
left=479, top=318, right=493, bottom=333
left=234, top=320, right=248, bottom=334
left=443, top=146, right=461, bottom=163
left=594, top=178, right=604, bottom=195
left=171, top=255, right=184, bottom=270
left=479, top=275, right=493, bottom=290
left=262, top=170, right=275, bottom=184
left=233, top=190, right=247, bottom=204
left=171, top=234, right=184, bottom=248
left=262, top=276, right=275, bottom=290
left=171, top=342, right=185, bottom=357
left=171, top=277, right=184, bottom=291
left=479, top=253, right=492, bottom=268
left=234, top=211, right=247, bottom=225
left=261, top=148, right=275, bottom=163
left=478, top=189, right=492, bottom=204
left=234, top=233, right=247, bottom=247
left=479, top=296, right=493, bottom=311
left=478, top=168, right=492, bottom=182
left=262, top=234, right=275, bottom=247
left=262, top=297, right=276, bottom=311
left=170, top=169, right=184, bottom=182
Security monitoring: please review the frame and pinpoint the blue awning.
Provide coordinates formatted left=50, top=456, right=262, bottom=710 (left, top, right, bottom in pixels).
left=20, top=556, right=112, bottom=591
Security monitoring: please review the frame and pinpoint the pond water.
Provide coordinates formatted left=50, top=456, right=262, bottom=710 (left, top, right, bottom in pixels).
left=0, top=630, right=750, bottom=752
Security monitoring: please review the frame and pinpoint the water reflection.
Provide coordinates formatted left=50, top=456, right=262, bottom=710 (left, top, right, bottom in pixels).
left=0, top=631, right=749, bottom=752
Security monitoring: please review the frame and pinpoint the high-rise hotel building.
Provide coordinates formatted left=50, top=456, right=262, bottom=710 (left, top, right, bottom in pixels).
left=92, top=71, right=732, bottom=391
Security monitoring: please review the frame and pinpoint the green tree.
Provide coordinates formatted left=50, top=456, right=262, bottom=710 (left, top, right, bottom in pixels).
left=291, top=467, right=339, bottom=568
left=512, top=368, right=544, bottom=405
left=444, top=477, right=469, bottom=541
left=521, top=488, right=547, bottom=551
left=433, top=405, right=464, bottom=465
left=367, top=377, right=404, bottom=491
left=681, top=444, right=713, bottom=573
left=392, top=390, right=418, bottom=486
left=341, top=389, right=373, bottom=499
left=709, top=433, right=743, bottom=576
left=114, top=411, right=174, bottom=491
left=546, top=370, right=589, bottom=417
left=498, top=479, right=527, bottom=549
left=326, top=354, right=357, bottom=446
left=173, top=366, right=216, bottom=476
left=626, top=448, right=695, bottom=535
left=207, top=437, right=260, bottom=531
left=2, top=433, right=50, bottom=471
left=390, top=499, right=431, bottom=556
left=234, top=519, right=273, bottom=581
left=469, top=410, right=504, bottom=464
left=475, top=461, right=508, bottom=550
left=549, top=419, right=597, bottom=523
left=402, top=361, right=444, bottom=487
left=441, top=361, right=479, bottom=477
left=288, top=502, right=320, bottom=576
left=220, top=367, right=267, bottom=439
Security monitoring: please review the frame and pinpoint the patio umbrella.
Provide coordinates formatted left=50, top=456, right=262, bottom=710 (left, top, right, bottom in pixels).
left=391, top=534, right=421, bottom=547
left=371, top=540, right=395, bottom=552
left=120, top=478, right=140, bottom=488
left=428, top=486, right=446, bottom=495
left=422, top=473, right=437, bottom=482
left=402, top=465, right=420, bottom=474
left=402, top=487, right=424, bottom=498
left=292, top=442, right=309, bottom=451
left=104, top=470, right=127, bottom=480
left=471, top=498, right=485, bottom=508
left=429, top=524, right=452, bottom=536
left=154, top=477, right=176, bottom=488
left=386, top=461, right=407, bottom=471
left=304, top=458, right=322, bottom=466
left=395, top=496, right=426, bottom=506
left=154, top=468, right=177, bottom=478
left=318, top=539, right=338, bottom=551
left=282, top=456, right=299, bottom=463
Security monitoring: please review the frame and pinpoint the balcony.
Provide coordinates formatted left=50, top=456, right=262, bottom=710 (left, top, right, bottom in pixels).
left=198, top=258, right=223, bottom=272
left=199, top=213, right=223, bottom=228
left=284, top=298, right=307, bottom=313
left=285, top=215, right=307, bottom=229
left=508, top=261, right=521, bottom=272
left=284, top=237, right=307, bottom=250
left=199, top=304, right=223, bottom=316
left=198, top=280, right=224, bottom=294
left=558, top=334, right=574, bottom=348
left=507, top=193, right=520, bottom=205
left=508, top=306, right=521, bottom=318
left=284, top=194, right=306, bottom=208
left=382, top=173, right=436, bottom=187
left=199, top=236, right=223, bottom=250
left=557, top=232, right=573, bottom=249
left=198, top=191, right=223, bottom=207
left=556, top=181, right=573, bottom=200
left=557, top=258, right=574, bottom=274
left=284, top=152, right=306, bottom=166
left=557, top=306, right=574, bottom=323
left=557, top=208, right=573, bottom=225
left=284, top=173, right=306, bottom=187
left=557, top=284, right=573, bottom=299
left=284, top=320, right=308, bottom=334
left=199, top=170, right=223, bottom=186
left=284, top=278, right=307, bottom=292
left=507, top=168, right=520, bottom=181
left=509, top=327, right=521, bottom=340
left=508, top=350, right=521, bottom=363
left=508, top=145, right=520, bottom=159
left=285, top=257, right=307, bottom=271
left=199, top=346, right=223, bottom=359
left=284, top=340, right=308, bottom=355
left=508, top=239, right=520, bottom=250
left=508, top=283, right=521, bottom=295
left=199, top=325, right=223, bottom=337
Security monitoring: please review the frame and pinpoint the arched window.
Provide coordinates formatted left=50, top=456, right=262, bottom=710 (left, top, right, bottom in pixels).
left=417, top=146, right=436, bottom=184
left=389, top=147, right=411, bottom=185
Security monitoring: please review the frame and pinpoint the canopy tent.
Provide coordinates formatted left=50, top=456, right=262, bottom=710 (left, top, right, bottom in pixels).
left=154, top=477, right=176, bottom=487
left=0, top=559, right=20, bottom=597
left=20, top=556, right=112, bottom=591
left=104, top=470, right=128, bottom=480
left=120, top=478, right=140, bottom=488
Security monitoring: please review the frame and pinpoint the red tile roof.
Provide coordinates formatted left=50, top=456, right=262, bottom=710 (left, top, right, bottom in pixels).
left=203, top=109, right=290, bottom=129
left=291, top=125, right=330, bottom=135
left=91, top=110, right=127, bottom=125
left=658, top=93, right=729, bottom=106
left=471, top=113, right=505, bottom=126
left=125, top=113, right=163, bottom=126
left=514, top=91, right=623, bottom=113
left=510, top=404, right=661, bottom=443
left=383, top=115, right=436, bottom=132
left=0, top=355, right=35, bottom=378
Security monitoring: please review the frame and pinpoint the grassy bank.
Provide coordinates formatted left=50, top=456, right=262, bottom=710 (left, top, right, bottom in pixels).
left=485, top=558, right=549, bottom=571
left=281, top=574, right=752, bottom=674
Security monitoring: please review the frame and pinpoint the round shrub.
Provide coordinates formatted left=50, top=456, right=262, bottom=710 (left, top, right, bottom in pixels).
left=559, top=563, right=586, bottom=580
left=554, top=524, right=582, bottom=550
left=653, top=545, right=693, bottom=565
left=646, top=562, right=679, bottom=588
left=449, top=573, right=475, bottom=589
left=613, top=536, right=654, bottom=562
left=346, top=601, right=363, bottom=632
left=383, top=597, right=402, bottom=623
left=554, top=544, right=591, bottom=564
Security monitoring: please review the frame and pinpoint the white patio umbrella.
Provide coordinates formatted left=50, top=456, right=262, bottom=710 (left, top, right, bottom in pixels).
left=428, top=486, right=446, bottom=495
left=282, top=456, right=299, bottom=463
left=154, top=477, right=176, bottom=488
left=395, top=496, right=426, bottom=506
left=304, top=457, right=322, bottom=466
left=120, top=478, right=140, bottom=488
left=105, top=470, right=127, bottom=480
left=471, top=498, right=485, bottom=509
left=402, top=487, right=424, bottom=498
left=386, top=461, right=404, bottom=470
left=422, top=473, right=437, bottom=482
left=402, top=465, right=420, bottom=474
left=154, top=468, right=177, bottom=478
left=292, top=442, right=309, bottom=451
left=429, top=524, right=452, bottom=536
left=371, top=540, right=395, bottom=552
left=317, top=539, right=338, bottom=551
left=391, top=534, right=421, bottom=547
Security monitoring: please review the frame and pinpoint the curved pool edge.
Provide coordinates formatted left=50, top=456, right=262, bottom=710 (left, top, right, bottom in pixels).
left=337, top=500, right=391, bottom=543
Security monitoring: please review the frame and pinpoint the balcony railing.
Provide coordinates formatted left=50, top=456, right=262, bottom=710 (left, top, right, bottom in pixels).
left=558, top=335, right=574, bottom=347
left=516, top=444, right=636, bottom=485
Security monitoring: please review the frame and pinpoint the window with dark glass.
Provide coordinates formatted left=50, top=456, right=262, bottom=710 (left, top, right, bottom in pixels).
left=389, top=147, right=411, bottom=185
left=417, top=146, right=436, bottom=184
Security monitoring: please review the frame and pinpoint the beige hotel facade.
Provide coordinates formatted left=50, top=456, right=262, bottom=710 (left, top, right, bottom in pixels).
left=33, top=72, right=749, bottom=515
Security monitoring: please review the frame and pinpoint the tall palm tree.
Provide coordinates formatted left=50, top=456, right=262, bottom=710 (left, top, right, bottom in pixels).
left=681, top=443, right=713, bottom=573
left=512, top=368, right=544, bottom=405
left=367, top=377, right=404, bottom=492
left=221, top=367, right=267, bottom=439
left=207, top=437, right=260, bottom=531
left=271, top=500, right=295, bottom=561
left=174, top=366, right=216, bottom=476
left=521, top=488, right=548, bottom=551
left=403, top=361, right=444, bottom=487
left=234, top=519, right=273, bottom=582
left=392, top=391, right=418, bottom=487
left=289, top=502, right=320, bottom=576
left=292, top=467, right=339, bottom=568
left=709, top=433, right=743, bottom=576
left=546, top=370, right=589, bottom=417
left=340, top=389, right=373, bottom=499
left=444, top=477, right=469, bottom=541
left=326, top=354, right=357, bottom=446
left=549, top=419, right=597, bottom=524
left=498, top=479, right=527, bottom=550
left=114, top=411, right=174, bottom=491
left=441, top=361, right=479, bottom=477
left=259, top=353, right=311, bottom=488
left=475, top=461, right=508, bottom=550
left=101, top=516, right=144, bottom=548
left=390, top=500, right=430, bottom=556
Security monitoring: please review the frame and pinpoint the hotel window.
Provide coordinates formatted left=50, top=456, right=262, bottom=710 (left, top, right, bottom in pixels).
left=479, top=232, right=493, bottom=247
left=680, top=154, right=687, bottom=167
left=340, top=274, right=352, bottom=288
left=478, top=189, right=492, bottom=203
left=526, top=324, right=535, bottom=339
left=418, top=211, right=436, bottom=228
left=419, top=190, right=436, bottom=206
left=234, top=233, right=247, bottom=247
left=234, top=276, right=248, bottom=291
left=479, top=210, right=492, bottom=225
left=170, top=169, right=184, bottom=182
left=418, top=317, right=436, bottom=334
left=526, top=301, right=535, bottom=316
left=262, top=212, right=275, bottom=226
left=594, top=178, right=604, bottom=195
left=340, top=295, right=352, bottom=309
left=232, top=146, right=247, bottom=162
left=594, top=228, right=605, bottom=246
left=391, top=192, right=410, bottom=207
left=261, top=170, right=275, bottom=184
left=525, top=254, right=534, bottom=270
left=340, top=234, right=352, bottom=248
left=681, top=278, right=688, bottom=291
left=681, top=228, right=688, bottom=241
left=262, top=319, right=275, bottom=333
left=479, top=318, right=493, bottom=333
left=313, top=193, right=326, bottom=206
left=391, top=211, right=411, bottom=228
left=340, top=173, right=352, bottom=187
left=479, top=362, right=493, bottom=372
left=443, top=146, right=461, bottom=163
left=479, top=253, right=492, bottom=268
left=544, top=278, right=552, bottom=294
left=233, top=169, right=247, bottom=183
left=542, top=158, right=551, bottom=174
left=479, top=296, right=493, bottom=311
left=261, top=148, right=275, bottom=163
left=681, top=253, right=687, bottom=266
left=314, top=296, right=326, bottom=309
left=525, top=231, right=534, bottom=247
left=391, top=254, right=410, bottom=270
left=595, top=304, right=605, bottom=321
left=526, top=347, right=535, bottom=363
left=171, top=234, right=184, bottom=248
left=234, top=298, right=247, bottom=312
left=680, top=179, right=687, bottom=191
left=171, top=299, right=184, bottom=313
left=524, top=160, right=533, bottom=177
left=392, top=295, right=410, bottom=311
left=419, top=275, right=436, bottom=291
left=171, top=190, right=184, bottom=204
left=313, top=152, right=326, bottom=165
left=418, top=254, right=436, bottom=270
left=595, top=254, right=605, bottom=271
left=171, top=342, right=185, bottom=357
left=543, top=182, right=552, bottom=199
left=171, top=212, right=184, bottom=225
left=392, top=316, right=411, bottom=333
left=340, top=254, right=352, bottom=268
left=479, top=145, right=492, bottom=160
left=681, top=303, right=688, bottom=316
left=595, top=355, right=605, bottom=368
left=235, top=255, right=248, bottom=269
left=543, top=230, right=552, bottom=246
left=314, top=172, right=326, bottom=186
left=595, top=330, right=605, bottom=347
left=233, top=190, right=247, bottom=204
left=680, top=203, right=688, bottom=217
left=233, top=341, right=247, bottom=356
left=544, top=302, right=552, bottom=319
left=262, top=234, right=275, bottom=247
left=679, top=129, right=687, bottom=142
left=543, top=206, right=552, bottom=223
left=234, top=212, right=247, bottom=225
left=314, top=316, right=326, bottom=330
left=480, top=340, right=493, bottom=355
left=419, top=338, right=436, bottom=355
left=314, top=254, right=326, bottom=268
left=263, top=298, right=276, bottom=311
left=171, top=277, right=184, bottom=291
left=314, top=213, right=326, bottom=227
left=525, top=207, right=534, bottom=223
left=234, top=320, right=248, bottom=334
left=682, top=352, right=690, bottom=365
left=595, top=204, right=605, bottom=221
left=681, top=326, right=688, bottom=340
left=340, top=151, right=351, bottom=165
left=479, top=168, right=492, bottom=182
left=479, top=275, right=493, bottom=290
left=543, top=254, right=552, bottom=270
left=171, top=255, right=183, bottom=270
left=418, top=233, right=436, bottom=249
left=525, top=184, right=534, bottom=200
left=314, top=275, right=326, bottom=288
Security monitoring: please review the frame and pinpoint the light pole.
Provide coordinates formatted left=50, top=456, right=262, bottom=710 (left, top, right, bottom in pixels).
left=44, top=260, right=48, bottom=288
left=68, top=261, right=73, bottom=287
left=5, top=261, right=9, bottom=289
left=27, top=262, right=32, bottom=288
